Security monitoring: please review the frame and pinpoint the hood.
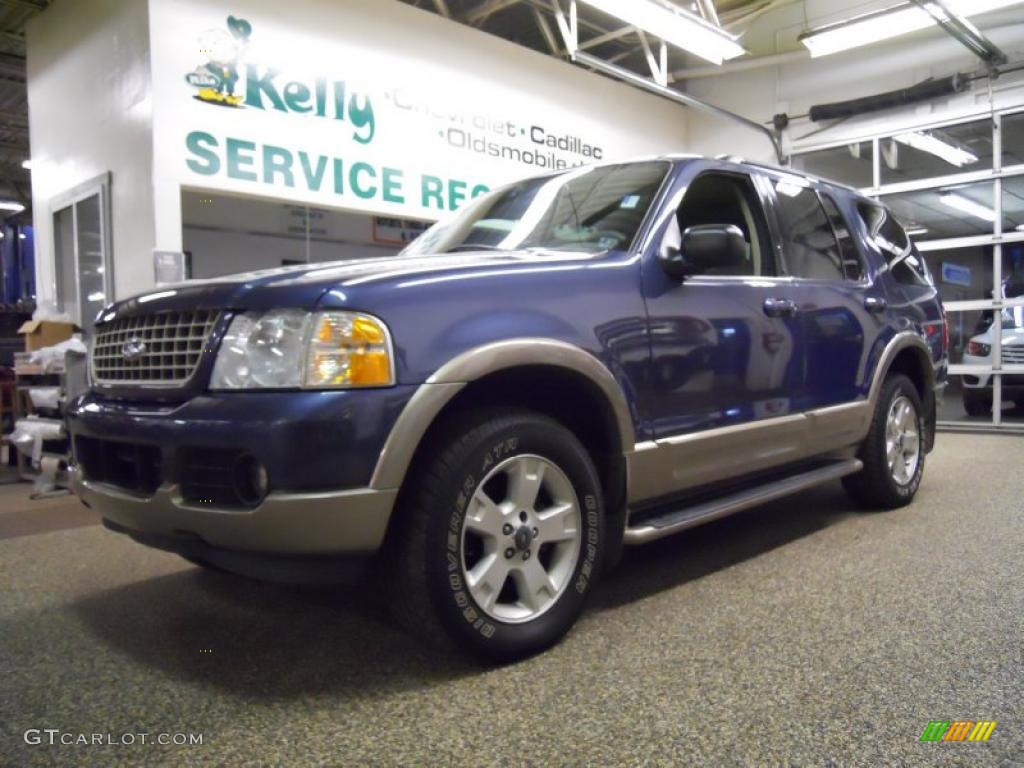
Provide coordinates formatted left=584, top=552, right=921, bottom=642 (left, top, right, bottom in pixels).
left=971, top=325, right=1024, bottom=345
left=97, top=250, right=598, bottom=321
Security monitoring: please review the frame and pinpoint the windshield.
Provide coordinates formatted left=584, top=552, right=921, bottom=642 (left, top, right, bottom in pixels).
left=402, top=161, right=670, bottom=256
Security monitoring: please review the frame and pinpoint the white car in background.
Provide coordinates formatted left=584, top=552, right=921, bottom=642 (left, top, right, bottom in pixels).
left=961, top=310, right=1024, bottom=416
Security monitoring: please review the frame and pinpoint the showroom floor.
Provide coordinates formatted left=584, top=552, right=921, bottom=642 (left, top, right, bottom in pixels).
left=1, top=434, right=1021, bottom=767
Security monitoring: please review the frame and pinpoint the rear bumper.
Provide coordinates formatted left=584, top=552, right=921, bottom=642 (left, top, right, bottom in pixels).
left=73, top=467, right=397, bottom=556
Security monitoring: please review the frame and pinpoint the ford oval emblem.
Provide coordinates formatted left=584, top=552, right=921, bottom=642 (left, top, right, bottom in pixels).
left=122, top=337, right=147, bottom=362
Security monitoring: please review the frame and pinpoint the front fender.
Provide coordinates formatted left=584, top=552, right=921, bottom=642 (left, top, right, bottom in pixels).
left=368, top=338, right=635, bottom=491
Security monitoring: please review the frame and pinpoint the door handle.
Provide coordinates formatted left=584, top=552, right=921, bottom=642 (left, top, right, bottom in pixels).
left=864, top=296, right=888, bottom=314
left=763, top=297, right=798, bottom=318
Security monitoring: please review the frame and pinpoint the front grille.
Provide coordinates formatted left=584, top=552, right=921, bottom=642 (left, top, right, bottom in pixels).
left=91, top=310, right=220, bottom=385
left=1003, top=345, right=1024, bottom=364
left=76, top=436, right=163, bottom=495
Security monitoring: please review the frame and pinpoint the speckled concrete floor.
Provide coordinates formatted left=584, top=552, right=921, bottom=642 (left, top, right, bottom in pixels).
left=1, top=434, right=1021, bottom=767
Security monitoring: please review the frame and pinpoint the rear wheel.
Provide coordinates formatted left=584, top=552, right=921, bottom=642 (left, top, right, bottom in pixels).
left=386, top=409, right=603, bottom=661
left=843, top=374, right=925, bottom=509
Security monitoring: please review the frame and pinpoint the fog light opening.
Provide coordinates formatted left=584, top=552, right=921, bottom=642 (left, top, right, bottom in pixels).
left=233, top=454, right=269, bottom=506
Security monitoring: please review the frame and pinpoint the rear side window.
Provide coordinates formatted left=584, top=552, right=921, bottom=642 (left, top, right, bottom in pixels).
left=857, top=202, right=931, bottom=286
left=820, top=194, right=866, bottom=281
left=772, top=180, right=844, bottom=281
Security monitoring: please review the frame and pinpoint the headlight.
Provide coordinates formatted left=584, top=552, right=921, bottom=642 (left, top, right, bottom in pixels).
left=210, top=310, right=394, bottom=390
left=966, top=340, right=991, bottom=357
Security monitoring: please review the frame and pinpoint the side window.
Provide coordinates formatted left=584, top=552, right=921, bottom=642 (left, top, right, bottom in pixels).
left=820, top=193, right=866, bottom=281
left=772, top=179, right=844, bottom=281
left=856, top=202, right=932, bottom=286
left=674, top=172, right=772, bottom=276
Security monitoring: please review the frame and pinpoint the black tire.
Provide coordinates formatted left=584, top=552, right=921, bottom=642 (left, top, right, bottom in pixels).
left=962, top=388, right=991, bottom=418
left=385, top=408, right=603, bottom=661
left=843, top=374, right=925, bottom=510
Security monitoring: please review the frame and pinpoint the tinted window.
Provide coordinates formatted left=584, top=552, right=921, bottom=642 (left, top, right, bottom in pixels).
left=404, top=162, right=669, bottom=256
left=672, top=172, right=772, bottom=276
left=820, top=193, right=865, bottom=281
left=857, top=202, right=932, bottom=286
left=772, top=180, right=844, bottom=280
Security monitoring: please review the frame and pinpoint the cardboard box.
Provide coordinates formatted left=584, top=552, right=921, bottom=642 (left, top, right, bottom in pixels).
left=17, top=320, right=79, bottom=352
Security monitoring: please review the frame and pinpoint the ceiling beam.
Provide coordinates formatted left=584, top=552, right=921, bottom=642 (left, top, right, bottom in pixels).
left=431, top=0, right=451, bottom=18
left=911, top=0, right=1007, bottom=67
left=695, top=0, right=720, bottom=26
left=579, top=24, right=636, bottom=50
left=533, top=7, right=561, bottom=54
left=464, top=0, right=521, bottom=25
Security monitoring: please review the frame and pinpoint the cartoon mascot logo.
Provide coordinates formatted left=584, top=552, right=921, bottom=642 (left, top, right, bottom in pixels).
left=185, top=15, right=252, bottom=107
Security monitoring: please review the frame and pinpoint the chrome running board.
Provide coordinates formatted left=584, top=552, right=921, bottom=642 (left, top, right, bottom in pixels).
left=623, top=458, right=863, bottom=546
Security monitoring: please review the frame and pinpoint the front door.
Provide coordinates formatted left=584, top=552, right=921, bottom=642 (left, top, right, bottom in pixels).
left=639, top=163, right=806, bottom=493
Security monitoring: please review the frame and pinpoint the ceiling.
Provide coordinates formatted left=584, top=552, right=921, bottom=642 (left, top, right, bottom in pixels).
left=0, top=0, right=48, bottom=221
left=397, top=1, right=770, bottom=78
left=0, top=0, right=764, bottom=223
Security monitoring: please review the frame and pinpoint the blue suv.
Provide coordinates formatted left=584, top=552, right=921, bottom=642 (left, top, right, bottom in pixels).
left=68, top=156, right=947, bottom=659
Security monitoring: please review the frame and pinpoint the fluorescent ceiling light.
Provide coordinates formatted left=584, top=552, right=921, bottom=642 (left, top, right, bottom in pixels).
left=21, top=159, right=32, bottom=170
left=940, top=193, right=996, bottom=222
left=580, top=0, right=745, bottom=65
left=19, top=232, right=26, bottom=240
left=800, top=0, right=1024, bottom=58
left=775, top=181, right=805, bottom=197
left=905, top=226, right=929, bottom=236
left=894, top=131, right=978, bottom=167
left=0, top=201, right=25, bottom=212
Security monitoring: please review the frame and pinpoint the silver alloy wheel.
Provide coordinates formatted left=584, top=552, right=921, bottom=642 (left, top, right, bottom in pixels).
left=460, top=454, right=583, bottom=624
left=885, top=394, right=921, bottom=486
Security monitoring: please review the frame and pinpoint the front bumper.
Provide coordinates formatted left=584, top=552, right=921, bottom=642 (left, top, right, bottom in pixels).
left=67, top=386, right=418, bottom=556
left=960, top=370, right=1024, bottom=390
left=73, top=468, right=397, bottom=555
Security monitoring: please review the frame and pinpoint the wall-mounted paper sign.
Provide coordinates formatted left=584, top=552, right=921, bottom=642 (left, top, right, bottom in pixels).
left=154, top=250, right=188, bottom=284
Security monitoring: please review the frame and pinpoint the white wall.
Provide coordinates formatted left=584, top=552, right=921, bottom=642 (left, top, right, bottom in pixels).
left=26, top=0, right=154, bottom=307
left=28, top=0, right=696, bottom=302
left=681, top=1, right=1024, bottom=163
left=147, top=0, right=692, bottom=254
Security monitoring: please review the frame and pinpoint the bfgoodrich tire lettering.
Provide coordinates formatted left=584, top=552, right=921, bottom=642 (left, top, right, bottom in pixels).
left=388, top=409, right=603, bottom=661
left=843, top=374, right=925, bottom=510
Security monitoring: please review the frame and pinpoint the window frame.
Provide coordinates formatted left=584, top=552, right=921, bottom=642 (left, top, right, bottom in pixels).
left=764, top=174, right=847, bottom=283
left=670, top=169, right=779, bottom=279
left=818, top=190, right=869, bottom=284
left=855, top=199, right=933, bottom=289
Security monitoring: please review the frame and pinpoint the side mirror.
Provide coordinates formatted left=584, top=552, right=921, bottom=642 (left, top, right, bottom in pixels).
left=658, top=223, right=748, bottom=280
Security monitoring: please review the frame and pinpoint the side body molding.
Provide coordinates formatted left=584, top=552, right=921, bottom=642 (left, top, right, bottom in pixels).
left=369, top=339, right=636, bottom=491
left=625, top=330, right=937, bottom=505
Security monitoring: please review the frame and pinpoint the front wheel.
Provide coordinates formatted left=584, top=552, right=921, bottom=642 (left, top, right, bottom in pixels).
left=843, top=374, right=925, bottom=510
left=386, top=409, right=603, bottom=661
left=962, top=387, right=991, bottom=418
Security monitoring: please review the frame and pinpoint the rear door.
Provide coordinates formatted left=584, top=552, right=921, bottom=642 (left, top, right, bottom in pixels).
left=764, top=175, right=885, bottom=418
